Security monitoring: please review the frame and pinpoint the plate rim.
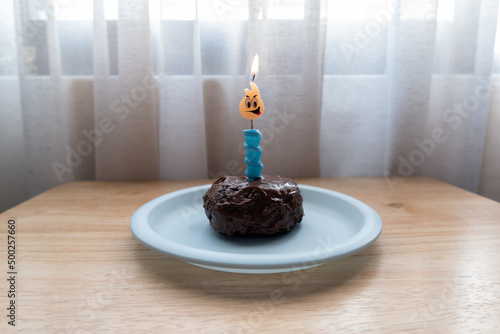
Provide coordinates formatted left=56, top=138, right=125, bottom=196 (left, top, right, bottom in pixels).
left=130, top=184, right=383, bottom=270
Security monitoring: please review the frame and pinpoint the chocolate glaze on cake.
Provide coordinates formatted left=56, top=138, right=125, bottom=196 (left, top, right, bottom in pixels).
left=203, top=175, right=304, bottom=237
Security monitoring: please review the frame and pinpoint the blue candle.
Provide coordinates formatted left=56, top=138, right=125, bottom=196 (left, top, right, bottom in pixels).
left=243, top=129, right=263, bottom=181
left=239, top=55, right=265, bottom=181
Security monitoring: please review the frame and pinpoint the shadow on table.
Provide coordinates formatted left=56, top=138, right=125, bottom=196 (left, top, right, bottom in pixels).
left=133, top=242, right=381, bottom=304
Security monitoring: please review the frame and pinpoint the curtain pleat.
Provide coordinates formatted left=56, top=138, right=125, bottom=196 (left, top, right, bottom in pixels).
left=158, top=0, right=208, bottom=180
left=94, top=0, right=159, bottom=181
left=12, top=0, right=70, bottom=194
left=423, top=0, right=498, bottom=192
left=0, top=1, right=29, bottom=211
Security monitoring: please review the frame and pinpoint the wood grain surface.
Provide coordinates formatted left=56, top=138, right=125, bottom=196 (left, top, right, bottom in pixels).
left=1, top=176, right=499, bottom=333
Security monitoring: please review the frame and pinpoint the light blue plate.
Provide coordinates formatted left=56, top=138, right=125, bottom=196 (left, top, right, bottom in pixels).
left=130, top=184, right=382, bottom=274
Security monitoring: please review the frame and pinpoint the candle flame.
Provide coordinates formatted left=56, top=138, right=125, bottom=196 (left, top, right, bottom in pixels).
left=251, top=54, right=259, bottom=76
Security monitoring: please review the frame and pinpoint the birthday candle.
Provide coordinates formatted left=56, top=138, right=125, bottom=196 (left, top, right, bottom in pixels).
left=239, top=55, right=265, bottom=181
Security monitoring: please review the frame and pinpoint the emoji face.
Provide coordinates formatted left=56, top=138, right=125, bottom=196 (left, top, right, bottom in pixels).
left=239, top=82, right=264, bottom=120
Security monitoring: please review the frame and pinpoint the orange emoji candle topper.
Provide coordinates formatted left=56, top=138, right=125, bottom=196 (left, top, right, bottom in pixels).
left=239, top=55, right=264, bottom=121
left=239, top=82, right=264, bottom=120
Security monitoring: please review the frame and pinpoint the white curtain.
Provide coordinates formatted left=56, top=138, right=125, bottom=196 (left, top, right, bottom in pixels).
left=1, top=0, right=500, bottom=213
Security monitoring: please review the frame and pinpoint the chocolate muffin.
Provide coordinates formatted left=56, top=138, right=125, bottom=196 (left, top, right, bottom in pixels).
left=203, top=175, right=304, bottom=237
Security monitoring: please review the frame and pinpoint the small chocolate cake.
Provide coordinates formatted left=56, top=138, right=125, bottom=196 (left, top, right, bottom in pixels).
left=203, top=175, right=304, bottom=237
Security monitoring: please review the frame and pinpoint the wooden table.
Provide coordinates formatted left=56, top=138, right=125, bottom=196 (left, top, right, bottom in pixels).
left=1, top=176, right=499, bottom=333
